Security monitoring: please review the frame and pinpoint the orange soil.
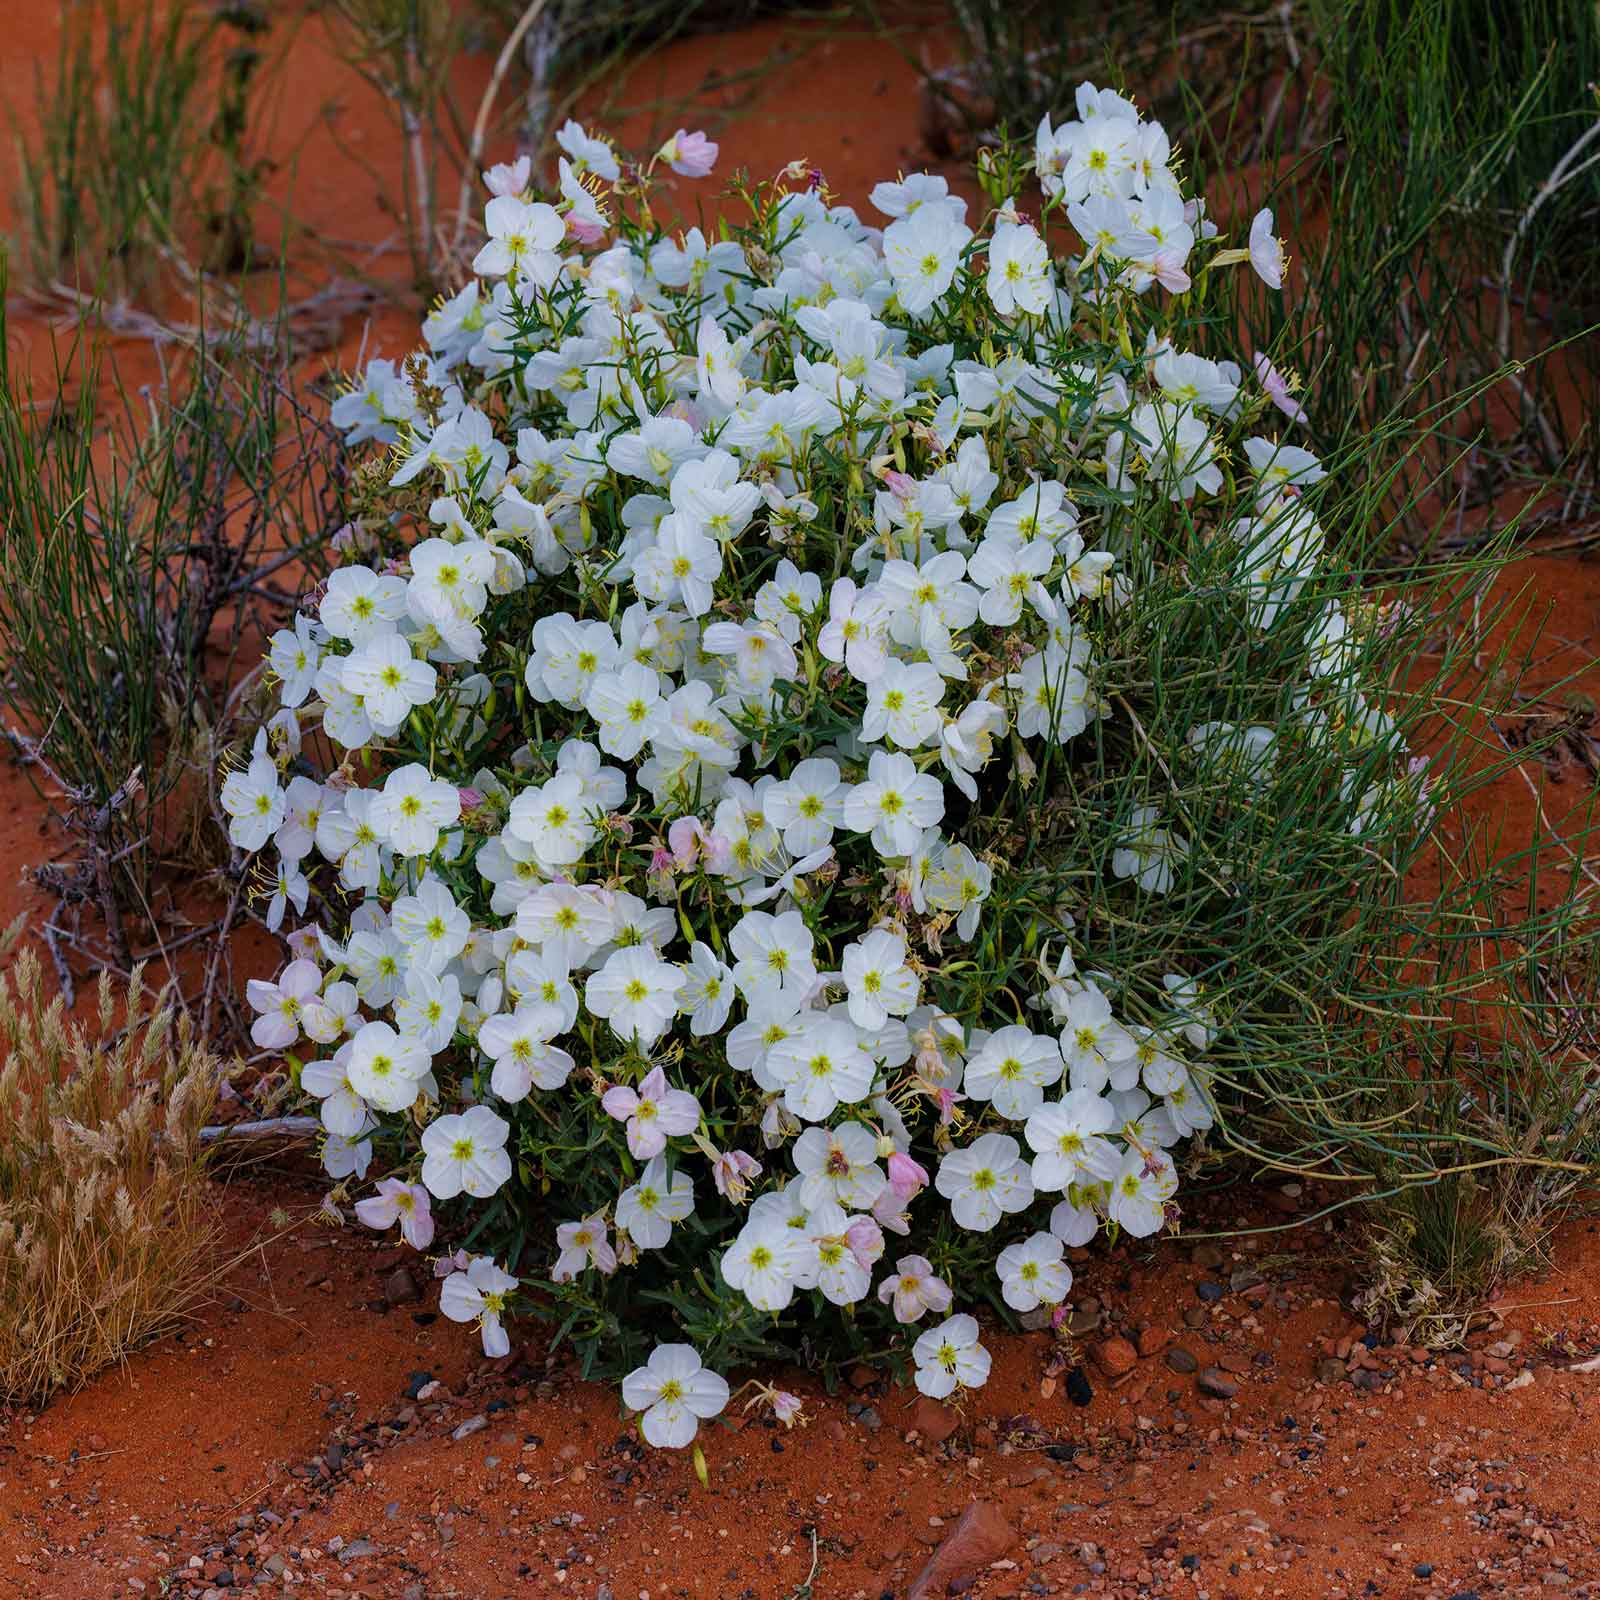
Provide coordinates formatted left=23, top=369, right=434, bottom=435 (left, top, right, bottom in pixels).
left=4, top=7, right=1600, bottom=1600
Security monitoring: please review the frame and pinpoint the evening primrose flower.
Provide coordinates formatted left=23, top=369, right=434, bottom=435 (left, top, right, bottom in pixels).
left=420, top=1105, right=512, bottom=1199
left=963, top=1025, right=1064, bottom=1120
left=347, top=1021, right=429, bottom=1113
left=616, top=1156, right=696, bottom=1250
left=1024, top=1089, right=1122, bottom=1190
left=440, top=1255, right=518, bottom=1358
left=1248, top=208, right=1287, bottom=289
left=586, top=948, right=687, bottom=1049
left=245, top=958, right=321, bottom=1051
left=935, top=1132, right=1035, bottom=1231
left=996, top=1230, right=1072, bottom=1311
left=840, top=928, right=919, bottom=1031
left=354, top=1177, right=435, bottom=1250
left=221, top=751, right=285, bottom=853
left=658, top=128, right=718, bottom=178
left=553, top=1212, right=617, bottom=1281
left=877, top=1254, right=953, bottom=1323
left=912, top=1312, right=991, bottom=1398
left=600, top=1065, right=700, bottom=1158
left=622, top=1344, right=729, bottom=1449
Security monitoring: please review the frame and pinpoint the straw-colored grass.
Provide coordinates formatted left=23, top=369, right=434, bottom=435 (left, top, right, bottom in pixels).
left=0, top=926, right=220, bottom=1406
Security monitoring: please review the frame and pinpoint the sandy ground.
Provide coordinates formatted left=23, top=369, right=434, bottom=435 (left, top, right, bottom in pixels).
left=3, top=6, right=1600, bottom=1599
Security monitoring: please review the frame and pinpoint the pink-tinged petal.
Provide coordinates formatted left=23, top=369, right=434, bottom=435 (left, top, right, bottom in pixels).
left=601, top=1084, right=639, bottom=1120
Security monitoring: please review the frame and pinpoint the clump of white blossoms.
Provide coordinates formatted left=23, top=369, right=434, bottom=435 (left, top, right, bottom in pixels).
left=234, top=90, right=1423, bottom=1445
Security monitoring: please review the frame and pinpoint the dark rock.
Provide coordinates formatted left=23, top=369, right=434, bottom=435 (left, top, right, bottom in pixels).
left=1195, top=1281, right=1225, bottom=1303
left=383, top=1267, right=420, bottom=1307
left=1414, top=1565, right=1434, bottom=1579
left=1064, top=1368, right=1093, bottom=1407
left=1196, top=1368, right=1238, bottom=1400
left=1164, top=1347, right=1199, bottom=1375
left=404, top=1371, right=433, bottom=1400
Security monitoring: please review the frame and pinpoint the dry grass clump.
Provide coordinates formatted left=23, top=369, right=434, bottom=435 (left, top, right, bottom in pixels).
left=0, top=925, right=221, bottom=1406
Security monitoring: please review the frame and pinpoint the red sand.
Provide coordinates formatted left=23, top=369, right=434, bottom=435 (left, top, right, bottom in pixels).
left=4, top=7, right=1600, bottom=1599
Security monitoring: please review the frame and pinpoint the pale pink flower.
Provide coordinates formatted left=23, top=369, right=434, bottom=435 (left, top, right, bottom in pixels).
left=1253, top=352, right=1307, bottom=425
left=660, top=129, right=718, bottom=178
left=601, top=1066, right=701, bottom=1159
left=354, top=1177, right=435, bottom=1250
left=887, top=1150, right=929, bottom=1200
left=711, top=1148, right=763, bottom=1202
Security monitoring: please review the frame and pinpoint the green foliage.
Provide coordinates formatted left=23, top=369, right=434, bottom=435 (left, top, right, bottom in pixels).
left=0, top=269, right=348, bottom=961
left=8, top=0, right=274, bottom=300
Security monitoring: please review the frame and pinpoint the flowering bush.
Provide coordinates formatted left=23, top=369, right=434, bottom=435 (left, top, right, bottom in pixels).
left=229, top=87, right=1436, bottom=1444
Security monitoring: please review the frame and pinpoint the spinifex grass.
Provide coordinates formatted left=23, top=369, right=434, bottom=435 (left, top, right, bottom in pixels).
left=0, top=921, right=221, bottom=1406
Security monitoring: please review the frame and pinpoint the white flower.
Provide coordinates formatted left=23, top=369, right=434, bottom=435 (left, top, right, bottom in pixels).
left=935, top=1132, right=1035, bottom=1231
left=769, top=1015, right=873, bottom=1122
left=1106, top=1144, right=1178, bottom=1236
left=844, top=751, right=944, bottom=858
left=319, top=566, right=407, bottom=644
left=1060, top=984, right=1139, bottom=1092
left=393, top=968, right=462, bottom=1054
left=552, top=1211, right=616, bottom=1281
left=473, top=195, right=564, bottom=280
left=1024, top=1089, right=1121, bottom=1189
left=793, top=1121, right=888, bottom=1212
left=1248, top=207, right=1286, bottom=289
left=882, top=204, right=972, bottom=314
left=586, top=947, right=686, bottom=1048
left=221, top=752, right=284, bottom=853
left=440, top=1255, right=519, bottom=1358
left=721, top=1217, right=809, bottom=1311
left=347, top=1020, right=429, bottom=1113
left=584, top=662, right=665, bottom=759
left=996, top=1231, right=1072, bottom=1311
left=1008, top=644, right=1096, bottom=743
left=517, top=881, right=617, bottom=968
left=420, top=1105, right=513, bottom=1199
left=764, top=757, right=846, bottom=855
left=370, top=763, right=461, bottom=857
left=862, top=661, right=945, bottom=749
left=1111, top=803, right=1190, bottom=895
left=354, top=1177, right=434, bottom=1250
left=963, top=1025, right=1063, bottom=1119
left=479, top=1000, right=570, bottom=1100
left=817, top=577, right=891, bottom=683
left=987, top=220, right=1051, bottom=315
left=621, top=1344, right=729, bottom=1449
left=508, top=771, right=598, bottom=869
left=616, top=1155, right=695, bottom=1250
left=840, top=928, right=919, bottom=1031
left=268, top=614, right=322, bottom=707
left=912, top=1312, right=991, bottom=1398
left=245, top=958, right=321, bottom=1050
left=729, top=908, right=818, bottom=1005
left=390, top=875, right=471, bottom=973
left=678, top=941, right=735, bottom=1036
